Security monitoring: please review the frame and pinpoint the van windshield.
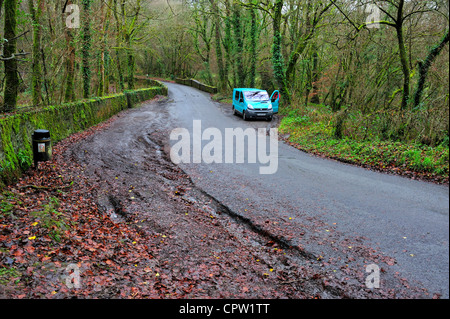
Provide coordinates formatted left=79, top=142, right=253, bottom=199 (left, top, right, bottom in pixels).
left=243, top=91, right=270, bottom=102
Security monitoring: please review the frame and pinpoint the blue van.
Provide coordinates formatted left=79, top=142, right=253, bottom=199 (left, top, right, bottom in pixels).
left=232, top=88, right=280, bottom=121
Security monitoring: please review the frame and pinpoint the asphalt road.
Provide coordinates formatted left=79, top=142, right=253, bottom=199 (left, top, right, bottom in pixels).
left=162, top=81, right=449, bottom=298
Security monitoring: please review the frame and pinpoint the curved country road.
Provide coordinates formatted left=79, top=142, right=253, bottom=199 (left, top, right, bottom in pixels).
left=67, top=81, right=449, bottom=298
left=163, top=82, right=449, bottom=298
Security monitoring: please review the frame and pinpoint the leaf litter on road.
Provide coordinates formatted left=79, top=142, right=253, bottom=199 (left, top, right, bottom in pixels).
left=1, top=101, right=433, bottom=299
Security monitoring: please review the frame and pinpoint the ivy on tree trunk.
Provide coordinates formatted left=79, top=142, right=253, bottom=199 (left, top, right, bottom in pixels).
left=82, top=0, right=92, bottom=99
left=63, top=0, right=76, bottom=103
left=2, top=0, right=19, bottom=113
left=413, top=30, right=449, bottom=109
left=272, top=0, right=291, bottom=106
left=28, top=0, right=43, bottom=106
left=248, top=7, right=258, bottom=88
left=232, top=1, right=245, bottom=88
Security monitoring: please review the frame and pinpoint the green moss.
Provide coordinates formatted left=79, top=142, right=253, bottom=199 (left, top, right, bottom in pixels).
left=1, top=85, right=167, bottom=188
left=0, top=120, right=18, bottom=182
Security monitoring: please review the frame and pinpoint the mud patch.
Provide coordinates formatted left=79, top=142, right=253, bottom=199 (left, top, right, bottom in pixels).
left=55, top=98, right=424, bottom=298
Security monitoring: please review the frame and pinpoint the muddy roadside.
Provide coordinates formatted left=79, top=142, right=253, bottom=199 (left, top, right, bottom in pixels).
left=1, top=97, right=428, bottom=299
left=61, top=95, right=428, bottom=299
left=60, top=97, right=333, bottom=299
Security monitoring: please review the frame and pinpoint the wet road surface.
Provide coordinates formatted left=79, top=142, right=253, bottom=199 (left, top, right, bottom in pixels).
left=65, top=81, right=449, bottom=298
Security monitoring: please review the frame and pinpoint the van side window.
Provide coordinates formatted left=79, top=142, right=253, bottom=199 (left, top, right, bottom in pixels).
left=235, top=91, right=240, bottom=101
left=239, top=92, right=243, bottom=102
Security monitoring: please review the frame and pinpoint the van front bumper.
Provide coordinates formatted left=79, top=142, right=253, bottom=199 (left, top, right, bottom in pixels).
left=245, top=109, right=273, bottom=119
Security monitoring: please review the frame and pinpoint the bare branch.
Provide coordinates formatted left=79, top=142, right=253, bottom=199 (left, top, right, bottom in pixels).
left=0, top=52, right=31, bottom=61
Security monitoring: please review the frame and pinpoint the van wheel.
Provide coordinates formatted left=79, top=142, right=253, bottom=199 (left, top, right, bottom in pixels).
left=233, top=106, right=237, bottom=116
left=243, top=110, right=248, bottom=121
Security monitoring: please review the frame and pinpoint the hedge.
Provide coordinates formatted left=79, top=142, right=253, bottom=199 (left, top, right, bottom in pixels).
left=0, top=83, right=167, bottom=188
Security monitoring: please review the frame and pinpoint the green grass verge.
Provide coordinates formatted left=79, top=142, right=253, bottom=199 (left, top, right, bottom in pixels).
left=279, top=106, right=449, bottom=183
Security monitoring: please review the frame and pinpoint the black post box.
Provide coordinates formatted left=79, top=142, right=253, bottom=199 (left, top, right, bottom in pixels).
left=32, top=129, right=52, bottom=168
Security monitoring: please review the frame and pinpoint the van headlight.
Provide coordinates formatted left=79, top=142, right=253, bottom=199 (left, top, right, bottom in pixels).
left=268, top=104, right=273, bottom=110
left=247, top=104, right=254, bottom=110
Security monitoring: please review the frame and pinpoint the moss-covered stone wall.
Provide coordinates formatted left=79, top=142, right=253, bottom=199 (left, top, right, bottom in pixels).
left=175, top=78, right=218, bottom=94
left=0, top=84, right=167, bottom=188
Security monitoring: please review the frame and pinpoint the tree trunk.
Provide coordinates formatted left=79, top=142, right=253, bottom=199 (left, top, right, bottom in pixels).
left=2, top=0, right=19, bottom=113
left=126, top=35, right=135, bottom=90
left=97, top=0, right=106, bottom=97
left=28, top=0, right=43, bottom=106
left=397, top=25, right=410, bottom=110
left=310, top=49, right=320, bottom=104
left=272, top=0, right=291, bottom=105
left=413, top=29, right=449, bottom=108
left=210, top=0, right=225, bottom=91
left=125, top=0, right=141, bottom=90
left=396, top=0, right=410, bottom=110
left=82, top=0, right=92, bottom=98
left=113, top=0, right=125, bottom=92
left=232, top=2, right=245, bottom=88
left=222, top=0, right=232, bottom=90
left=248, top=7, right=258, bottom=88
left=63, top=0, right=76, bottom=103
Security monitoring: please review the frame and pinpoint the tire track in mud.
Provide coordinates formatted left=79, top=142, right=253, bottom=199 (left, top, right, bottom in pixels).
left=60, top=101, right=336, bottom=298
left=62, top=98, right=422, bottom=298
left=142, top=125, right=417, bottom=299
left=118, top=130, right=347, bottom=298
